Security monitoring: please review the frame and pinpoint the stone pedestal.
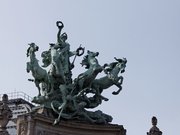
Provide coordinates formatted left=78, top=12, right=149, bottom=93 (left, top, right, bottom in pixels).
left=17, top=113, right=126, bottom=135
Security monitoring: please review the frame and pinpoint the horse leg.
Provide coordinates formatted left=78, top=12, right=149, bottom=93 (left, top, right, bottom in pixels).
left=99, top=94, right=109, bottom=101
left=118, top=76, right=124, bottom=85
left=112, top=76, right=123, bottom=95
left=26, top=62, right=31, bottom=73
left=112, top=83, right=122, bottom=95
left=35, top=80, right=41, bottom=96
left=112, top=81, right=122, bottom=95
left=95, top=87, right=109, bottom=101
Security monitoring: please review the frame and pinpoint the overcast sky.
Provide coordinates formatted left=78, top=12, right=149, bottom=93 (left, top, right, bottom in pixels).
left=0, top=0, right=180, bottom=135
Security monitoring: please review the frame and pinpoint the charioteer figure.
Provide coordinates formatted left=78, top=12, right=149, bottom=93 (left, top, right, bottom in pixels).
left=55, top=21, right=84, bottom=84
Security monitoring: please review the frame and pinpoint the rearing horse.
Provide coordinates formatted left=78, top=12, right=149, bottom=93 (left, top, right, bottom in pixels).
left=74, top=50, right=103, bottom=93
left=92, top=57, right=127, bottom=97
left=26, top=43, right=50, bottom=96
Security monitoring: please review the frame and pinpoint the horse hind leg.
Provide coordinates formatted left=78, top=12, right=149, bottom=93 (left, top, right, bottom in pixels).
left=99, top=94, right=109, bottom=101
left=35, top=80, right=41, bottom=96
left=118, top=76, right=124, bottom=85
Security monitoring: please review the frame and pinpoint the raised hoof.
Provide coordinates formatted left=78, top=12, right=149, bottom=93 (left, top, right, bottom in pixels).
left=112, top=89, right=121, bottom=95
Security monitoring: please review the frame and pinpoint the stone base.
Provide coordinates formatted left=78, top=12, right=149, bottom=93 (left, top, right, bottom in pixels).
left=17, top=113, right=126, bottom=135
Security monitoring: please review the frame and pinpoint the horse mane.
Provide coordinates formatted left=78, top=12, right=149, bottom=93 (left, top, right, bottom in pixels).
left=109, top=62, right=118, bottom=69
left=108, top=58, right=126, bottom=71
left=81, top=55, right=90, bottom=69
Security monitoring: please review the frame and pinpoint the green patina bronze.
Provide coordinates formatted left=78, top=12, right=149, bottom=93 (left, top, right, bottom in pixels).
left=26, top=21, right=127, bottom=125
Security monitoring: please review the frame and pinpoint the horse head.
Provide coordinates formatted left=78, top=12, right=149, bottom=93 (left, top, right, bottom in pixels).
left=76, top=50, right=102, bottom=91
left=87, top=50, right=99, bottom=57
left=81, top=50, right=99, bottom=69
left=26, top=43, right=39, bottom=57
left=41, top=50, right=51, bottom=67
left=114, top=57, right=127, bottom=73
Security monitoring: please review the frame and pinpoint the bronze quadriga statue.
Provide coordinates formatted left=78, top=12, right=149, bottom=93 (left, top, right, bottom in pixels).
left=26, top=21, right=127, bottom=125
